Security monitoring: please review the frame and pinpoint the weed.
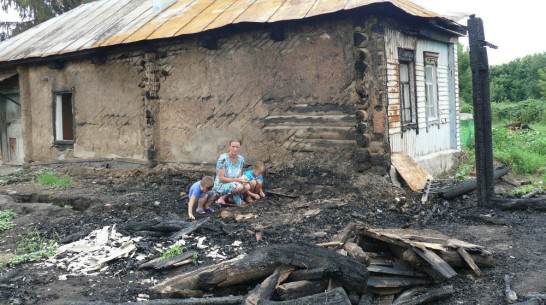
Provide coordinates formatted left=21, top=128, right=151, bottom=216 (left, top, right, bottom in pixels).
left=0, top=209, right=17, bottom=231
left=511, top=185, right=536, bottom=195
left=63, top=205, right=74, bottom=209
left=192, top=252, right=198, bottom=264
left=160, top=245, right=184, bottom=262
left=4, top=228, right=58, bottom=268
left=37, top=170, right=71, bottom=187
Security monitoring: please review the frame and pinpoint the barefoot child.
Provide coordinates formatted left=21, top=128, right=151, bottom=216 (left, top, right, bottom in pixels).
left=243, top=161, right=266, bottom=203
left=187, top=176, right=215, bottom=220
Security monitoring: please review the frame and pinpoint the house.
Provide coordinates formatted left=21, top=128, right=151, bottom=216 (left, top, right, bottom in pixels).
left=0, top=0, right=466, bottom=177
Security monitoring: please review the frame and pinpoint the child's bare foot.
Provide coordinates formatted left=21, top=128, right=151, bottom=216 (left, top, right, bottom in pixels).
left=252, top=194, right=260, bottom=200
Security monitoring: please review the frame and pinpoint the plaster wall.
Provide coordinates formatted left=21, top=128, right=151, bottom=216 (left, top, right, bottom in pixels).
left=22, top=61, right=144, bottom=162
left=156, top=18, right=357, bottom=164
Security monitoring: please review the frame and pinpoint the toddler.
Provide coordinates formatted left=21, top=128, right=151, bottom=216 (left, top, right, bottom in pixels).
left=187, top=176, right=215, bottom=220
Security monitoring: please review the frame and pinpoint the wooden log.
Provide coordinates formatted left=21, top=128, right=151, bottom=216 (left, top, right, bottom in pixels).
left=67, top=296, right=245, bottom=305
left=367, top=275, right=432, bottom=288
left=122, top=218, right=161, bottom=231
left=392, top=287, right=427, bottom=305
left=275, top=280, right=328, bottom=301
left=169, top=218, right=210, bottom=240
left=152, top=243, right=368, bottom=296
left=525, top=294, right=546, bottom=301
left=391, top=285, right=454, bottom=305
left=245, top=265, right=288, bottom=305
left=343, top=241, right=370, bottom=265
left=489, top=198, right=546, bottom=211
left=457, top=247, right=483, bottom=276
left=440, top=165, right=510, bottom=199
left=268, top=243, right=369, bottom=294
left=257, top=287, right=351, bottom=305
left=151, top=248, right=279, bottom=296
left=522, top=189, right=542, bottom=199
left=286, top=268, right=327, bottom=282
left=367, top=266, right=427, bottom=278
left=154, top=251, right=196, bottom=270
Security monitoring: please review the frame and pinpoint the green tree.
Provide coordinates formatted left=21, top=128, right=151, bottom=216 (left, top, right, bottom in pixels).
left=0, top=0, right=95, bottom=40
left=538, top=68, right=546, bottom=99
left=457, top=43, right=473, bottom=106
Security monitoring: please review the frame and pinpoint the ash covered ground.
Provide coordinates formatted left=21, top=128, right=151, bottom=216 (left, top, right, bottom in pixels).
left=0, top=164, right=544, bottom=305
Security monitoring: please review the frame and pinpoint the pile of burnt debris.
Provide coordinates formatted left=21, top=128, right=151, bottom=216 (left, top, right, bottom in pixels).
left=68, top=222, right=499, bottom=305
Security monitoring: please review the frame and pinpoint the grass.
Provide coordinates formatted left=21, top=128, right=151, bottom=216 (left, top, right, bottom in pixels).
left=37, top=170, right=71, bottom=187
left=160, top=245, right=185, bottom=262
left=456, top=115, right=545, bottom=184
left=0, top=209, right=17, bottom=231
left=0, top=227, right=58, bottom=272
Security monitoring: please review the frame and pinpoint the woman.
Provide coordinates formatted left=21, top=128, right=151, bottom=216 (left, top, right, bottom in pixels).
left=214, top=139, right=250, bottom=205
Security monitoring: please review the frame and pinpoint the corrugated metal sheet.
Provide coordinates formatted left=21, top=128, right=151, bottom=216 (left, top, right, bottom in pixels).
left=0, top=0, right=462, bottom=64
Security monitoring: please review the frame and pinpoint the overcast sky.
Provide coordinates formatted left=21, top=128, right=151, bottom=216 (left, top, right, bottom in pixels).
left=1, top=1, right=544, bottom=65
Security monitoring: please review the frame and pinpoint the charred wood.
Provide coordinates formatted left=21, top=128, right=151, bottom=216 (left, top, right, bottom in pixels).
left=169, top=218, right=210, bottom=240
left=257, top=287, right=351, bottom=305
left=275, top=280, right=328, bottom=301
left=457, top=247, right=483, bottom=276
left=268, top=243, right=369, bottom=294
left=343, top=241, right=370, bottom=266
left=244, top=265, right=290, bottom=305
left=514, top=299, right=544, bottom=305
left=391, top=285, right=454, bottom=305
left=439, top=165, right=510, bottom=199
left=68, top=296, right=244, bottom=305
left=490, top=198, right=546, bottom=211
left=285, top=268, right=328, bottom=282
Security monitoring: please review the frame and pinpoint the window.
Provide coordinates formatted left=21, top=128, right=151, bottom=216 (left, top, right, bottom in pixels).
left=424, top=52, right=439, bottom=122
left=53, top=91, right=75, bottom=144
left=398, top=48, right=417, bottom=128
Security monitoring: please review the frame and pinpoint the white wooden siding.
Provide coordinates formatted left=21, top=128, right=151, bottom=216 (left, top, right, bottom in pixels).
left=385, top=28, right=456, bottom=157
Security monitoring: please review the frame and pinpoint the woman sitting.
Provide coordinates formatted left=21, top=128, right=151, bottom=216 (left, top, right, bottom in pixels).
left=214, top=138, right=250, bottom=205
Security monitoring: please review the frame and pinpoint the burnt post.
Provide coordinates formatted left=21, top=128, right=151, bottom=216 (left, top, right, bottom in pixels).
left=468, top=16, right=495, bottom=205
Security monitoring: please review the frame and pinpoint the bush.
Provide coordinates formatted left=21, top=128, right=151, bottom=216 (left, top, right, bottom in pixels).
left=492, top=127, right=546, bottom=174
left=491, top=99, right=546, bottom=124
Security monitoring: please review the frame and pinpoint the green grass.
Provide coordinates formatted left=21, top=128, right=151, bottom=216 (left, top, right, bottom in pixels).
left=511, top=185, right=536, bottom=195
left=492, top=123, right=546, bottom=175
left=0, top=227, right=58, bottom=271
left=37, top=171, right=71, bottom=187
left=160, top=245, right=185, bottom=262
left=0, top=209, right=17, bottom=231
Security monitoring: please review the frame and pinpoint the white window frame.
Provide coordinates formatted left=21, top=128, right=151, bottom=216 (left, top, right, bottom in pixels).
left=424, top=51, right=440, bottom=125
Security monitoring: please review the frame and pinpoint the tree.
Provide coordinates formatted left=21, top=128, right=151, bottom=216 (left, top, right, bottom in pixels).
left=0, top=0, right=95, bottom=40
left=538, top=68, right=546, bottom=99
left=457, top=43, right=473, bottom=105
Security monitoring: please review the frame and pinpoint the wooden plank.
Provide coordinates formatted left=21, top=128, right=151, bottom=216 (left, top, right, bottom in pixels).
left=367, top=275, right=432, bottom=288
left=457, top=247, right=483, bottom=276
left=367, top=266, right=427, bottom=278
left=391, top=152, right=433, bottom=191
left=411, top=247, right=457, bottom=279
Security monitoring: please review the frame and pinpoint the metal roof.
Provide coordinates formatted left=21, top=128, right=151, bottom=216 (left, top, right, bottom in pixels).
left=0, top=0, right=463, bottom=64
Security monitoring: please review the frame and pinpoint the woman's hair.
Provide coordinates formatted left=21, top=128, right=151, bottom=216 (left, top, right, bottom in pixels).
left=226, top=138, right=243, bottom=153
left=253, top=160, right=266, bottom=176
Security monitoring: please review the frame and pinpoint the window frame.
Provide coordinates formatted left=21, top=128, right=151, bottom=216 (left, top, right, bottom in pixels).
left=424, top=51, right=440, bottom=126
left=52, top=89, right=76, bottom=146
left=398, top=48, right=418, bottom=131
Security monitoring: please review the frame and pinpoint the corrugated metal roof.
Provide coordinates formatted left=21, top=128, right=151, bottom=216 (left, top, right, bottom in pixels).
left=0, top=0, right=462, bottom=64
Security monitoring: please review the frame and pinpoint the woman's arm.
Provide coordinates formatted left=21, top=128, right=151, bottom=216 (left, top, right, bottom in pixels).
left=218, top=168, right=244, bottom=183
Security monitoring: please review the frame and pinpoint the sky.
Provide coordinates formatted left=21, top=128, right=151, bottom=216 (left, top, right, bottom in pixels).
left=413, top=0, right=545, bottom=65
left=1, top=1, right=544, bottom=65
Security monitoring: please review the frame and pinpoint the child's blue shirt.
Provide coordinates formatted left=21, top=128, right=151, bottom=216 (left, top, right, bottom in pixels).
left=243, top=170, right=264, bottom=182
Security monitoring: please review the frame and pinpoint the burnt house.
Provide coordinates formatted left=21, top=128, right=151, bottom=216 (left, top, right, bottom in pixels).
left=0, top=0, right=466, bottom=176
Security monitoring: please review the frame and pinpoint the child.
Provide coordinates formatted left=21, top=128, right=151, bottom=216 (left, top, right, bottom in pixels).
left=187, top=176, right=216, bottom=220
left=243, top=161, right=266, bottom=203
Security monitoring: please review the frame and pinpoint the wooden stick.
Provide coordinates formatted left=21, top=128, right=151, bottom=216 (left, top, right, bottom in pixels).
left=257, top=287, right=351, bottom=305
left=391, top=285, right=454, bottom=305
left=457, top=247, right=483, bottom=276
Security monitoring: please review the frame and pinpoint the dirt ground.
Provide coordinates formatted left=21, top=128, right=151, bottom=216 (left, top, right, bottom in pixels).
left=0, top=163, right=544, bottom=305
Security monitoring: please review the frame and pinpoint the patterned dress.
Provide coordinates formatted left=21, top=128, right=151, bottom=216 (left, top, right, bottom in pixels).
left=213, top=153, right=245, bottom=204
